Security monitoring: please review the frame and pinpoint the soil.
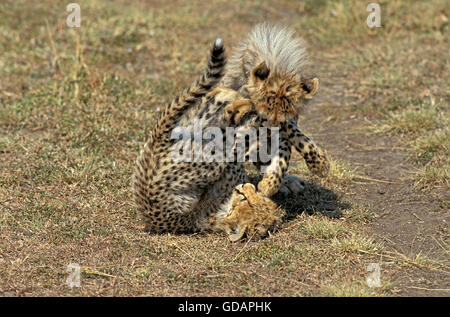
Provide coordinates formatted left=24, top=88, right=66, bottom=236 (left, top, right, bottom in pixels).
left=298, top=76, right=449, bottom=296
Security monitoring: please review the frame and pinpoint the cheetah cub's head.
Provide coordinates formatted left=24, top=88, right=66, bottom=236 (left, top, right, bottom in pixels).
left=245, top=61, right=319, bottom=125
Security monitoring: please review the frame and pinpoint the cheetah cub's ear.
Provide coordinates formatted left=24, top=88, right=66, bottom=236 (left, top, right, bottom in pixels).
left=251, top=61, right=270, bottom=82
left=301, top=77, right=319, bottom=99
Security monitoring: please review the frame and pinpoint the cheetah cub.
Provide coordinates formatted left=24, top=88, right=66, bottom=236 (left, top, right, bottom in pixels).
left=220, top=23, right=330, bottom=197
left=222, top=23, right=319, bottom=125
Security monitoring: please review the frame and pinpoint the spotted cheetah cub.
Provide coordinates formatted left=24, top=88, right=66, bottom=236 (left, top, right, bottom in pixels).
left=133, top=39, right=284, bottom=242
left=220, top=23, right=330, bottom=197
left=222, top=23, right=319, bottom=125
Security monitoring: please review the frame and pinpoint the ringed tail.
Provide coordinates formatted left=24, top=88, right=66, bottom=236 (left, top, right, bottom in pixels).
left=148, top=38, right=226, bottom=150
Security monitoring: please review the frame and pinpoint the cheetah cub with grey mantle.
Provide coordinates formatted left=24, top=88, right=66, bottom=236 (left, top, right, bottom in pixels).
left=133, top=24, right=329, bottom=241
left=219, top=23, right=329, bottom=197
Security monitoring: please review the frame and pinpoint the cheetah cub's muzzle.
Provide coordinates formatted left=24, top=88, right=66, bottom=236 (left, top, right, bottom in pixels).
left=222, top=183, right=285, bottom=242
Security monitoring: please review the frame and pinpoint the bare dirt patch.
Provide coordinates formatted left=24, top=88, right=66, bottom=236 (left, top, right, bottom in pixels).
left=297, top=75, right=449, bottom=296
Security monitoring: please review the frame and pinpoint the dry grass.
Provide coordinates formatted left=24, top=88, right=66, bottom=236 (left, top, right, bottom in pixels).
left=0, top=0, right=448, bottom=297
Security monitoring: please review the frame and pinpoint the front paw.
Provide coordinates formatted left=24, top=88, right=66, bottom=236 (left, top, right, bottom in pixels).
left=257, top=174, right=280, bottom=197
left=278, top=173, right=306, bottom=196
left=225, top=99, right=253, bottom=125
left=306, top=148, right=330, bottom=177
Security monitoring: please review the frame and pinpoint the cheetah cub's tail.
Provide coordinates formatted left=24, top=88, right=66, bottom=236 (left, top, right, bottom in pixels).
left=148, top=38, right=226, bottom=151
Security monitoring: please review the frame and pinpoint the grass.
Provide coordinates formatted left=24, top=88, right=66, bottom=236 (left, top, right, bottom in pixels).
left=380, top=103, right=449, bottom=187
left=331, top=234, right=384, bottom=254
left=300, top=215, right=347, bottom=239
left=292, top=158, right=357, bottom=184
left=321, top=282, right=386, bottom=297
left=0, top=0, right=448, bottom=296
left=414, top=165, right=450, bottom=188
left=306, top=0, right=449, bottom=188
left=409, top=130, right=449, bottom=187
left=411, top=133, right=449, bottom=165
left=386, top=107, right=445, bottom=136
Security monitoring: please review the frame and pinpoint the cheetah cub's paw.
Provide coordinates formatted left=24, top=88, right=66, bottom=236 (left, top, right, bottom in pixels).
left=307, top=147, right=330, bottom=177
left=224, top=183, right=284, bottom=242
left=278, top=173, right=306, bottom=196
left=224, top=99, right=254, bottom=125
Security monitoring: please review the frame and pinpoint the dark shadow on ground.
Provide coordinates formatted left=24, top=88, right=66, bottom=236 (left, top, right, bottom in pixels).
left=248, top=174, right=349, bottom=220
left=272, top=182, right=350, bottom=220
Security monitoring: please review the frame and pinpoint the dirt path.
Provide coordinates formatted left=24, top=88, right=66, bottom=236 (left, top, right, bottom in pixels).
left=299, top=76, right=449, bottom=296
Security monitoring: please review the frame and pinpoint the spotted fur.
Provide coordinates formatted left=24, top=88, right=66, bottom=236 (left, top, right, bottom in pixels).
left=133, top=39, right=283, bottom=241
left=219, top=23, right=329, bottom=196
left=132, top=24, right=330, bottom=241
left=220, top=23, right=319, bottom=124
